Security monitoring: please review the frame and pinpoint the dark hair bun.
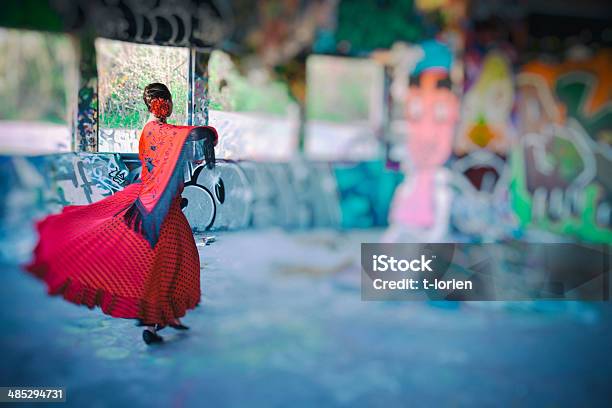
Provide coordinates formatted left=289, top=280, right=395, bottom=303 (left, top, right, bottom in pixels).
left=143, top=83, right=171, bottom=110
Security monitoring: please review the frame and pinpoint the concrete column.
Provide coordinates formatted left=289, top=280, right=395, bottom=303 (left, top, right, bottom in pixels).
left=73, top=32, right=98, bottom=152
left=191, top=49, right=211, bottom=127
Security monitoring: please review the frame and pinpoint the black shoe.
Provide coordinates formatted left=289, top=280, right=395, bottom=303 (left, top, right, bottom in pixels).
left=170, top=323, right=190, bottom=331
left=142, top=329, right=164, bottom=345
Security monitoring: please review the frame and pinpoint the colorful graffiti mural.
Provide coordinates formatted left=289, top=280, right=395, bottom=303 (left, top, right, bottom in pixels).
left=391, top=68, right=458, bottom=229
left=160, top=159, right=401, bottom=230
left=1, top=153, right=128, bottom=209
left=51, top=153, right=128, bottom=205
left=449, top=150, right=518, bottom=239
left=385, top=40, right=459, bottom=240
left=3, top=10, right=609, bottom=247
left=448, top=43, right=520, bottom=241
left=456, top=51, right=514, bottom=155
left=0, top=153, right=129, bottom=262
left=383, top=38, right=521, bottom=241
left=0, top=153, right=403, bottom=241
left=335, top=161, right=403, bottom=228
left=183, top=160, right=341, bottom=231
left=512, top=50, right=612, bottom=242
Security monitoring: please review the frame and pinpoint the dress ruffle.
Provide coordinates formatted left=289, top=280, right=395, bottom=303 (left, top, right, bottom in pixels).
left=25, top=183, right=201, bottom=325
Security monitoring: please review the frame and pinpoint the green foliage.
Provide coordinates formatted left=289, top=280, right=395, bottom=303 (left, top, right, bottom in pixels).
left=97, top=39, right=189, bottom=129
left=0, top=29, right=74, bottom=124
left=208, top=50, right=295, bottom=115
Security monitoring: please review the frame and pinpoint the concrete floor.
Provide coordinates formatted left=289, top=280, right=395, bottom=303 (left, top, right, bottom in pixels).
left=0, top=229, right=611, bottom=407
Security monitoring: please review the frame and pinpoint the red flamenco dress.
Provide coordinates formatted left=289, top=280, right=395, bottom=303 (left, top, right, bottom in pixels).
left=25, top=121, right=214, bottom=326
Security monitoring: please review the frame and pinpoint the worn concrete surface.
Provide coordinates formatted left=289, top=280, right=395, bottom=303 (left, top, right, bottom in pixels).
left=1, top=229, right=611, bottom=407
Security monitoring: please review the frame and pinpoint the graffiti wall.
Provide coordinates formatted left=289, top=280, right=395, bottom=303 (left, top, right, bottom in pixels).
left=335, top=161, right=403, bottom=228
left=1, top=153, right=128, bottom=209
left=386, top=40, right=460, bottom=241
left=456, top=51, right=514, bottom=155
left=182, top=160, right=341, bottom=231
left=128, top=158, right=401, bottom=231
left=383, top=35, right=521, bottom=242
left=448, top=47, right=518, bottom=241
left=0, top=153, right=403, bottom=251
left=0, top=153, right=129, bottom=261
left=512, top=50, right=612, bottom=242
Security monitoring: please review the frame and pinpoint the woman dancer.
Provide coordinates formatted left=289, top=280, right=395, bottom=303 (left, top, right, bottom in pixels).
left=26, top=83, right=218, bottom=345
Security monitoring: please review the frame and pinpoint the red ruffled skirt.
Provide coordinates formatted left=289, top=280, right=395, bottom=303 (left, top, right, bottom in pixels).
left=25, top=184, right=200, bottom=325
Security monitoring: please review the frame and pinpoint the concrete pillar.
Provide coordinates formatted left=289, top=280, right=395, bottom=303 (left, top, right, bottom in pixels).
left=73, top=32, right=98, bottom=152
left=190, top=49, right=211, bottom=127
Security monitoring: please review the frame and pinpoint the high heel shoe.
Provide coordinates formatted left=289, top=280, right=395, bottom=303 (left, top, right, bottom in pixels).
left=142, top=329, right=164, bottom=345
left=169, top=323, right=189, bottom=330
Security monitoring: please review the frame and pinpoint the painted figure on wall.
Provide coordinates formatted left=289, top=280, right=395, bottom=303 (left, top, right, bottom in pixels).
left=386, top=41, right=459, bottom=241
left=455, top=51, right=514, bottom=155
left=445, top=45, right=520, bottom=241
